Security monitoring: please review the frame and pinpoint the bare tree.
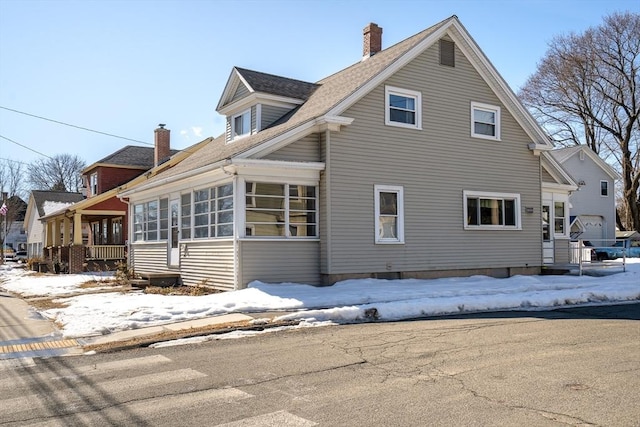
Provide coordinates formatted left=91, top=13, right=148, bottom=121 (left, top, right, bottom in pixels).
left=0, top=161, right=27, bottom=262
left=28, top=154, right=86, bottom=193
left=519, top=11, right=640, bottom=231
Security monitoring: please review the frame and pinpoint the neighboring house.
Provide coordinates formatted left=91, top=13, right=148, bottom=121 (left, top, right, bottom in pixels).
left=549, top=146, right=620, bottom=245
left=39, top=128, right=209, bottom=273
left=2, top=195, right=28, bottom=253
left=120, top=16, right=558, bottom=290
left=24, top=191, right=84, bottom=258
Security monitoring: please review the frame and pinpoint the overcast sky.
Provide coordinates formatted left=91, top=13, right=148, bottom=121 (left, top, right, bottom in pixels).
left=0, top=0, right=636, bottom=169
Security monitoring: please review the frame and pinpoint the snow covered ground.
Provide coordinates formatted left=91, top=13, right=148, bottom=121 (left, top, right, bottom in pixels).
left=1, top=260, right=638, bottom=340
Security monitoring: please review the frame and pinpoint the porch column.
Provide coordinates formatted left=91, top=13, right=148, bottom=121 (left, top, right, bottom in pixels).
left=53, top=219, right=62, bottom=246
left=62, top=218, right=71, bottom=245
left=45, top=221, right=53, bottom=247
left=73, top=213, right=83, bottom=245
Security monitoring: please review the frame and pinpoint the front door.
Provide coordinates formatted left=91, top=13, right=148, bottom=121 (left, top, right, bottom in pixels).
left=542, top=203, right=554, bottom=263
left=169, top=199, right=180, bottom=267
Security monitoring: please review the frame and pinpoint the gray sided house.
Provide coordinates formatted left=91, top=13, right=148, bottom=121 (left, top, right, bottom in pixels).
left=120, top=17, right=555, bottom=290
left=550, top=146, right=620, bottom=244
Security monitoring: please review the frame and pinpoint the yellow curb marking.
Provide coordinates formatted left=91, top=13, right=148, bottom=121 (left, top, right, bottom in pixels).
left=0, top=339, right=79, bottom=354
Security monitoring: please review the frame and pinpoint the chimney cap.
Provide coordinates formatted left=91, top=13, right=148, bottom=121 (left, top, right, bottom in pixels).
left=158, top=123, right=166, bottom=128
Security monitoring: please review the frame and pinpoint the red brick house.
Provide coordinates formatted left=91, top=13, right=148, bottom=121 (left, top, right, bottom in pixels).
left=40, top=126, right=208, bottom=273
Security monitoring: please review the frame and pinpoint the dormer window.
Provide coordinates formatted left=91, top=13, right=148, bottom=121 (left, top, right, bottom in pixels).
left=232, top=109, right=251, bottom=139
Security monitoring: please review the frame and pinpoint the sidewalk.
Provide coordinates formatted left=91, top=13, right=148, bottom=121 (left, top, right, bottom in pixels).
left=0, top=290, right=289, bottom=359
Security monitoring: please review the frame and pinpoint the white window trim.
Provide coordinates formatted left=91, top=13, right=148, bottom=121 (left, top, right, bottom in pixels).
left=385, top=86, right=422, bottom=130
left=374, top=185, right=405, bottom=244
left=231, top=108, right=251, bottom=140
left=600, top=180, right=609, bottom=197
left=463, top=190, right=521, bottom=230
left=471, top=102, right=501, bottom=141
left=553, top=199, right=569, bottom=238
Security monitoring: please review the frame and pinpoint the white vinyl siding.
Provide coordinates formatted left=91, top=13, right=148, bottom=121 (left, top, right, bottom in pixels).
left=385, top=86, right=422, bottom=129
left=471, top=102, right=501, bottom=140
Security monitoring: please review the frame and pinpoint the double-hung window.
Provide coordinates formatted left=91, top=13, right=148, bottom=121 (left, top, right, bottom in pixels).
left=90, top=173, right=98, bottom=196
left=600, top=180, right=609, bottom=197
left=464, top=191, right=520, bottom=230
left=471, top=102, right=501, bottom=140
left=231, top=109, right=251, bottom=139
left=375, top=185, right=404, bottom=244
left=245, top=182, right=317, bottom=238
left=385, top=86, right=421, bottom=129
left=554, top=201, right=566, bottom=235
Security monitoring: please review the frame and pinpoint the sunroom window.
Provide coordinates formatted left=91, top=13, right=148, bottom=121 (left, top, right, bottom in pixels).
left=464, top=191, right=520, bottom=229
left=133, top=198, right=167, bottom=241
left=182, top=183, right=234, bottom=239
left=245, top=182, right=317, bottom=238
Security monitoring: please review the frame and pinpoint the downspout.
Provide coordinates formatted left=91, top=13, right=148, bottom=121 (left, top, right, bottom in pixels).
left=324, top=129, right=332, bottom=282
left=221, top=160, right=240, bottom=289
left=117, top=193, right=132, bottom=272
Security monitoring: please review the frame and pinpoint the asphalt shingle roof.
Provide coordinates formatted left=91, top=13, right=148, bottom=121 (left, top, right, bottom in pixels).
left=141, top=17, right=452, bottom=186
left=91, top=145, right=180, bottom=169
left=235, top=67, right=319, bottom=101
left=31, top=191, right=84, bottom=217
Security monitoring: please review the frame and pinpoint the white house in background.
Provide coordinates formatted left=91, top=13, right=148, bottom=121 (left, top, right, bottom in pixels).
left=24, top=191, right=84, bottom=258
left=549, top=146, right=620, bottom=245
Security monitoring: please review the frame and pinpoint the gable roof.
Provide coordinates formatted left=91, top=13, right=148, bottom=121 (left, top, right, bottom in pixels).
left=135, top=16, right=554, bottom=191
left=29, top=190, right=84, bottom=217
left=550, top=146, right=620, bottom=180
left=83, top=145, right=180, bottom=173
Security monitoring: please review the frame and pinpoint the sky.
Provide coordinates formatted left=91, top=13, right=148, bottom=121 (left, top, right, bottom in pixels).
left=1, top=259, right=638, bottom=343
left=0, top=0, right=637, bottom=171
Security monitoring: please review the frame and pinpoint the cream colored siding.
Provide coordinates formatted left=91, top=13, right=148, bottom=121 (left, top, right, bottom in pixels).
left=239, top=240, right=320, bottom=287
left=325, top=40, right=541, bottom=275
left=179, top=240, right=235, bottom=290
left=261, top=105, right=292, bottom=129
left=264, top=134, right=321, bottom=162
left=131, top=243, right=170, bottom=273
left=230, top=83, right=249, bottom=104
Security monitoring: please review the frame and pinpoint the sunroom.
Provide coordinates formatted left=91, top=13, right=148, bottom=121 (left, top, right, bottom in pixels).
left=122, top=159, right=324, bottom=290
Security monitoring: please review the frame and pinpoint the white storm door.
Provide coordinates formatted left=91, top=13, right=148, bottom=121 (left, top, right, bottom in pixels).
left=169, top=199, right=180, bottom=267
left=542, top=203, right=554, bottom=263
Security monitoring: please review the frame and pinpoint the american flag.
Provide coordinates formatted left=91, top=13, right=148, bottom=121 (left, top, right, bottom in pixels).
left=0, top=203, right=7, bottom=216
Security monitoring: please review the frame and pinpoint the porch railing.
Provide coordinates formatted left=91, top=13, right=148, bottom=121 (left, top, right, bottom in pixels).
left=86, top=245, right=126, bottom=260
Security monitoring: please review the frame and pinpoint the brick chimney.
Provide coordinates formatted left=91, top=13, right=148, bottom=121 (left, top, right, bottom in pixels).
left=363, top=23, right=382, bottom=60
left=154, top=124, right=170, bottom=166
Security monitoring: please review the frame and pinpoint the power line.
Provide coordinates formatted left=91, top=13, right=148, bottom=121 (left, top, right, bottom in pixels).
left=0, top=106, right=153, bottom=146
left=0, top=135, right=53, bottom=159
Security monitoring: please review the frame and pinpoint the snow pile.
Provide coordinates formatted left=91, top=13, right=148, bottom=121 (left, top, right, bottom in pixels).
left=1, top=260, right=638, bottom=339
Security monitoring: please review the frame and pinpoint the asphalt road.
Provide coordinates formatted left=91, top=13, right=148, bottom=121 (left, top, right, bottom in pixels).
left=1, top=303, right=638, bottom=426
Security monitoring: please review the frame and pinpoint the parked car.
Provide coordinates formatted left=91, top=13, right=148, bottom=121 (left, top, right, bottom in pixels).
left=14, top=251, right=28, bottom=263
left=591, top=240, right=640, bottom=261
left=3, top=246, right=15, bottom=262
